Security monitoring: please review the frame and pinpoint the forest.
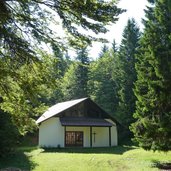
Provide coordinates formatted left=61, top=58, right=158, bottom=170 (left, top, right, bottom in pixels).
left=0, top=0, right=171, bottom=157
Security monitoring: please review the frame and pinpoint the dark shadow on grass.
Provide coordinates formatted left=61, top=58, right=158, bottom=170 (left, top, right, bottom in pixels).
left=0, top=148, right=37, bottom=171
left=42, top=145, right=136, bottom=154
left=152, top=160, right=171, bottom=170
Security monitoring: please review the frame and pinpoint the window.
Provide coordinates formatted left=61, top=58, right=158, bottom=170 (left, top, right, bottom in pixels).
left=65, top=131, right=83, bottom=147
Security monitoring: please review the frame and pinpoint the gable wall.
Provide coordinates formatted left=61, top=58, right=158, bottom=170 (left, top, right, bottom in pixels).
left=39, top=117, right=64, bottom=147
left=60, top=100, right=106, bottom=118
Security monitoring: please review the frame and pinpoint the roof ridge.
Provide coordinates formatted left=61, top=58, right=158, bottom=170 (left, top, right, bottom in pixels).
left=57, top=97, right=88, bottom=105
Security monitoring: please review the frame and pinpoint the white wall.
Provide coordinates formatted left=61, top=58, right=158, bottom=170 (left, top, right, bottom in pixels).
left=39, top=117, right=64, bottom=147
left=91, top=127, right=109, bottom=147
left=38, top=117, right=117, bottom=148
left=91, top=121, right=117, bottom=147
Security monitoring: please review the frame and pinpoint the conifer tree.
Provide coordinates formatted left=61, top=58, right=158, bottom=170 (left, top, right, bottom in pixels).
left=116, top=18, right=140, bottom=129
left=99, top=44, right=109, bottom=58
left=62, top=47, right=90, bottom=99
left=112, top=39, right=118, bottom=53
left=130, top=0, right=171, bottom=151
left=76, top=47, right=90, bottom=97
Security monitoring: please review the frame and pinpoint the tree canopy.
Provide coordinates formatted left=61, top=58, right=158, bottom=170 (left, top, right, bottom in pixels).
left=1, top=0, right=124, bottom=57
left=0, top=0, right=124, bottom=134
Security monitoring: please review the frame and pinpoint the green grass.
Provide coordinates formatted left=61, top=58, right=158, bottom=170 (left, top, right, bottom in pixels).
left=0, top=146, right=171, bottom=171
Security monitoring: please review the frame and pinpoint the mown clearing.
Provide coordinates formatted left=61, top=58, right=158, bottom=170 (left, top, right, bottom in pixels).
left=0, top=146, right=171, bottom=171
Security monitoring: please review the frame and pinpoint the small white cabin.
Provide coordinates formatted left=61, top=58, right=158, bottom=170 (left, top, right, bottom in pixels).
left=36, top=98, right=118, bottom=148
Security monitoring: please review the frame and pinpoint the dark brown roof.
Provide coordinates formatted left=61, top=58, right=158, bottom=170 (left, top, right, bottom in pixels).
left=60, top=117, right=114, bottom=127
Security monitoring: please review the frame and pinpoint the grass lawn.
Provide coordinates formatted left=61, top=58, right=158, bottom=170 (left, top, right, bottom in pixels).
left=0, top=145, right=171, bottom=171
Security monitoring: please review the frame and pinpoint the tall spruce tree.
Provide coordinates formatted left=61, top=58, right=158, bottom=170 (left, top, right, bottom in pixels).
left=116, top=18, right=140, bottom=129
left=62, top=47, right=89, bottom=99
left=130, top=0, right=171, bottom=151
left=76, top=47, right=90, bottom=97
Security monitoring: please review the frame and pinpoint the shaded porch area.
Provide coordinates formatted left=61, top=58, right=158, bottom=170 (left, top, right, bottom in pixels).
left=60, top=117, right=114, bottom=147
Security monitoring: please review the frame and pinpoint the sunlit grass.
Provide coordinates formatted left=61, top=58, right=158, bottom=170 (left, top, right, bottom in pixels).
left=0, top=146, right=171, bottom=171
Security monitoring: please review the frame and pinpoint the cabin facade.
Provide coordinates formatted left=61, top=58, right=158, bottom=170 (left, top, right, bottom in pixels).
left=36, top=98, right=118, bottom=148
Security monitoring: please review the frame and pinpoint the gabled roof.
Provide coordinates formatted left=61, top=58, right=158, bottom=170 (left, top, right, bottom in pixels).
left=36, top=98, right=88, bottom=124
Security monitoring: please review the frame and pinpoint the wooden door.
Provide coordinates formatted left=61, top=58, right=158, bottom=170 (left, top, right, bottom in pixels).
left=65, top=131, right=83, bottom=147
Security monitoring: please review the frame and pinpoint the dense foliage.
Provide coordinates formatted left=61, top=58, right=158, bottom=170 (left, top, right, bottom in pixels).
left=130, top=0, right=171, bottom=151
left=0, top=52, right=60, bottom=134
